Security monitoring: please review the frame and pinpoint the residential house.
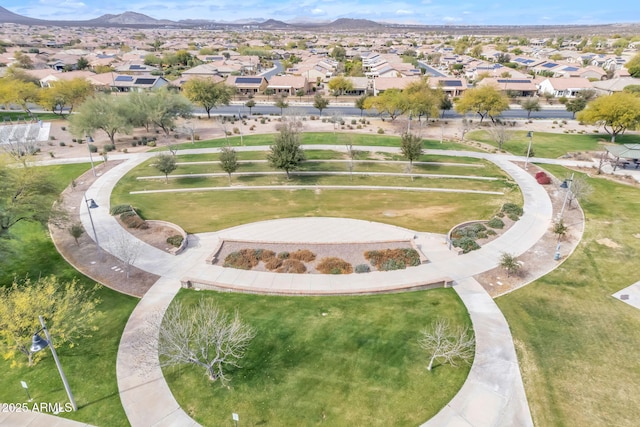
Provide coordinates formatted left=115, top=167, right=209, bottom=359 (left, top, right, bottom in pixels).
left=225, top=76, right=268, bottom=95
left=372, top=76, right=421, bottom=95
left=538, top=77, right=593, bottom=97
left=478, top=78, right=537, bottom=97
left=111, top=75, right=169, bottom=92
left=428, top=77, right=468, bottom=97
left=266, top=75, right=310, bottom=96
left=115, top=62, right=159, bottom=75
left=591, top=77, right=640, bottom=95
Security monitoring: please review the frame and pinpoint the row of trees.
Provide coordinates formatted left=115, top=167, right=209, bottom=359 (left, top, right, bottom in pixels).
left=69, top=89, right=193, bottom=146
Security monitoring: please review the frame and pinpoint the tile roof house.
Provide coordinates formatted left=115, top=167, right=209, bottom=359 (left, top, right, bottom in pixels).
left=591, top=77, right=640, bottom=95
left=225, top=76, right=268, bottom=94
left=114, top=62, right=159, bottom=75
left=477, top=77, right=538, bottom=96
left=111, top=75, right=169, bottom=92
left=372, top=76, right=421, bottom=94
left=538, top=77, right=593, bottom=97
left=429, top=77, right=468, bottom=97
left=266, top=75, right=310, bottom=96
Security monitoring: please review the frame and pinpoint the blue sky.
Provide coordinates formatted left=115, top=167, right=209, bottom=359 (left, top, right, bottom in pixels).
left=3, top=0, right=638, bottom=25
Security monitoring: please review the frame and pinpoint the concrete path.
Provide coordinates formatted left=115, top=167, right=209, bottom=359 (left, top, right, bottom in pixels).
left=21, top=145, right=554, bottom=426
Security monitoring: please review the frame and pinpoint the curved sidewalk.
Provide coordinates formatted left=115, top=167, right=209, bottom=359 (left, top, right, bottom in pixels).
left=74, top=147, right=549, bottom=427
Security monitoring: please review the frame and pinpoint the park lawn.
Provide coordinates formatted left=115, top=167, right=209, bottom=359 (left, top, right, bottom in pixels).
left=467, top=129, right=640, bottom=159
left=165, top=288, right=471, bottom=427
left=114, top=188, right=515, bottom=234
left=0, top=163, right=137, bottom=427
left=151, top=132, right=478, bottom=152
left=0, top=111, right=60, bottom=121
left=497, top=165, right=640, bottom=427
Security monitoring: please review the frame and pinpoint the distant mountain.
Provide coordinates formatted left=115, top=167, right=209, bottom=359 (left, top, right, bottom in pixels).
left=86, top=11, right=173, bottom=26
left=321, top=18, right=384, bottom=31
left=0, top=6, right=49, bottom=25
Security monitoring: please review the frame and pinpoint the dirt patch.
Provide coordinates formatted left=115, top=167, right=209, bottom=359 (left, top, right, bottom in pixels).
left=49, top=162, right=159, bottom=297
left=474, top=163, right=585, bottom=297
left=212, top=241, right=418, bottom=273
left=596, top=238, right=621, bottom=249
left=114, top=217, right=182, bottom=254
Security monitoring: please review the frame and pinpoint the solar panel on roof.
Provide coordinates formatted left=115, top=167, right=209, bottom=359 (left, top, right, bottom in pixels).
left=442, top=80, right=462, bottom=87
left=497, top=79, right=532, bottom=84
left=542, top=62, right=558, bottom=68
left=235, top=77, right=263, bottom=84
left=134, top=78, right=156, bottom=85
left=564, top=67, right=579, bottom=71
left=115, top=75, right=134, bottom=82
left=129, top=65, right=144, bottom=70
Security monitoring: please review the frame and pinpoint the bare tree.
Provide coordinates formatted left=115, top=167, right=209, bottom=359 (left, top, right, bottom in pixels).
left=157, top=299, right=255, bottom=384
left=567, top=175, right=592, bottom=208
left=112, top=230, right=142, bottom=279
left=487, top=123, right=512, bottom=151
left=1, top=136, right=40, bottom=165
left=419, top=319, right=475, bottom=371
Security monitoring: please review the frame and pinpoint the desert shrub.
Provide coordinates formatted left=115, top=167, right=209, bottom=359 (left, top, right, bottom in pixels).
left=131, top=141, right=138, bottom=147
left=452, top=223, right=488, bottom=240
left=103, top=144, right=115, bottom=152
left=487, top=217, right=505, bottom=229
left=536, top=173, right=551, bottom=184
left=224, top=249, right=260, bottom=270
left=316, top=257, right=353, bottom=274
left=166, top=235, right=184, bottom=247
left=258, top=250, right=276, bottom=261
left=119, top=211, right=136, bottom=219
left=365, top=248, right=420, bottom=271
left=276, top=259, right=306, bottom=274
left=379, top=259, right=406, bottom=271
left=122, top=215, right=146, bottom=229
left=59, top=141, right=66, bottom=147
left=277, top=251, right=289, bottom=259
left=147, top=141, right=156, bottom=147
left=290, top=249, right=316, bottom=262
left=487, top=229, right=497, bottom=236
left=88, top=144, right=98, bottom=153
left=265, top=257, right=283, bottom=270
left=355, top=264, right=371, bottom=274
left=502, top=203, right=523, bottom=221
left=377, top=128, right=384, bottom=134
left=111, top=204, right=133, bottom=215
left=452, top=237, right=480, bottom=253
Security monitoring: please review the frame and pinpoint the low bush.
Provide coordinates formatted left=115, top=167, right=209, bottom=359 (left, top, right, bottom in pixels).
left=59, top=141, right=66, bottom=147
left=365, top=248, right=420, bottom=271
left=122, top=214, right=147, bottom=229
left=110, top=204, right=134, bottom=215
left=290, top=249, right=316, bottom=262
left=277, top=251, right=289, bottom=259
left=501, top=203, right=523, bottom=221
left=487, top=217, right=505, bottom=229
left=355, top=264, right=371, bottom=274
left=103, top=144, right=116, bottom=152
left=166, top=235, right=184, bottom=247
left=316, top=257, right=353, bottom=274
left=452, top=223, right=488, bottom=240
left=265, top=257, right=283, bottom=270
left=276, top=259, right=306, bottom=274
left=224, top=249, right=260, bottom=270
left=452, top=236, right=480, bottom=253
left=258, top=250, right=276, bottom=262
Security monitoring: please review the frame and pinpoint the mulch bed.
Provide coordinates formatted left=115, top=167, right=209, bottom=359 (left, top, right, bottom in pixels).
left=49, top=161, right=159, bottom=298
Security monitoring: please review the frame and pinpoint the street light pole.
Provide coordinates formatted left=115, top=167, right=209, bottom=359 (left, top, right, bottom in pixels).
left=525, top=131, right=533, bottom=170
left=84, top=195, right=102, bottom=258
left=86, top=136, right=96, bottom=176
left=558, top=173, right=575, bottom=220
left=31, top=316, right=77, bottom=411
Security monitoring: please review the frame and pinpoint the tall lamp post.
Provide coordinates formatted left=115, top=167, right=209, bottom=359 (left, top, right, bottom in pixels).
left=524, top=131, right=533, bottom=170
left=30, top=316, right=77, bottom=411
left=84, top=195, right=102, bottom=258
left=554, top=173, right=574, bottom=260
left=86, top=136, right=96, bottom=176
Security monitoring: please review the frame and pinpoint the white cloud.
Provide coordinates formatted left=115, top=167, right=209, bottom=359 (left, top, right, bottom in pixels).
left=396, top=9, right=413, bottom=15
left=311, top=8, right=325, bottom=15
left=443, top=16, right=462, bottom=22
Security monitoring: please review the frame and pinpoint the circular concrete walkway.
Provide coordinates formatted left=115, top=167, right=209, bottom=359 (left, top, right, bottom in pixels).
left=86, top=147, right=545, bottom=427
left=20, top=145, right=550, bottom=426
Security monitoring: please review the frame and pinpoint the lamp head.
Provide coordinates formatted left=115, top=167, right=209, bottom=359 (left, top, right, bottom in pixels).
left=88, top=199, right=99, bottom=209
left=526, top=131, right=533, bottom=138
left=560, top=180, right=569, bottom=189
left=30, top=333, right=49, bottom=353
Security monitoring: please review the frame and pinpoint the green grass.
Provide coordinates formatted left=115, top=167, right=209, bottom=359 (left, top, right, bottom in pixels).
left=0, top=111, right=60, bottom=121
left=151, top=132, right=480, bottom=152
left=467, top=129, right=640, bottom=159
left=0, top=163, right=137, bottom=427
left=165, top=288, right=471, bottom=427
left=113, top=149, right=519, bottom=234
left=497, top=165, right=640, bottom=427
